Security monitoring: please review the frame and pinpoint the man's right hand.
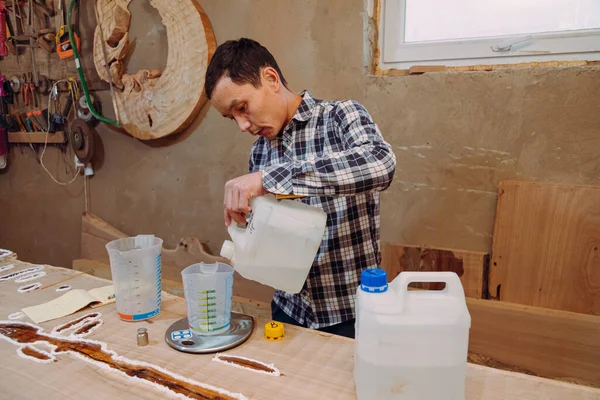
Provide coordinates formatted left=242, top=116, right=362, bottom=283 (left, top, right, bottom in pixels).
left=224, top=171, right=267, bottom=227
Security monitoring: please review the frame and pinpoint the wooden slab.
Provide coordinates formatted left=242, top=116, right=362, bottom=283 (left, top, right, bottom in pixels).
left=8, top=132, right=65, bottom=144
left=74, top=257, right=600, bottom=387
left=489, top=181, right=600, bottom=315
left=93, top=0, right=216, bottom=139
left=382, top=244, right=488, bottom=298
left=1, top=262, right=599, bottom=399
left=467, top=298, right=600, bottom=387
left=80, top=213, right=275, bottom=303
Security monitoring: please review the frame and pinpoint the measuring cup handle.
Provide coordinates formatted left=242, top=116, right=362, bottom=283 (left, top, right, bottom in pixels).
left=393, top=271, right=466, bottom=301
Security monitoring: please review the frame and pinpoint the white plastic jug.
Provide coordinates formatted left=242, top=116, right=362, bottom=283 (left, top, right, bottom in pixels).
left=105, top=235, right=163, bottom=321
left=220, top=194, right=327, bottom=293
left=354, top=269, right=471, bottom=400
left=181, top=262, right=234, bottom=335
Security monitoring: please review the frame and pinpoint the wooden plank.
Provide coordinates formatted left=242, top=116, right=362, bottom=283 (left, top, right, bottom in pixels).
left=2, top=262, right=599, bottom=399
left=80, top=213, right=275, bottom=303
left=489, top=181, right=600, bottom=315
left=409, top=65, right=447, bottom=74
left=467, top=298, right=600, bottom=388
left=382, top=243, right=487, bottom=298
left=8, top=131, right=65, bottom=144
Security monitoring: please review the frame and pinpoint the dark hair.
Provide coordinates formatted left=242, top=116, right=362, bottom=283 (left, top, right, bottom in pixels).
left=204, top=38, right=288, bottom=99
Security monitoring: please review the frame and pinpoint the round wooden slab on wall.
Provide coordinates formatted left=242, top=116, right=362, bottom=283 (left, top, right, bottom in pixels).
left=93, top=0, right=216, bottom=140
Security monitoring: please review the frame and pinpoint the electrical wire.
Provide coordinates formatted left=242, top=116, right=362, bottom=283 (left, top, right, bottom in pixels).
left=39, top=80, right=81, bottom=185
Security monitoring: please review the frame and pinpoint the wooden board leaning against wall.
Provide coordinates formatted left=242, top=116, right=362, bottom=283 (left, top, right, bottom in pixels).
left=381, top=180, right=600, bottom=388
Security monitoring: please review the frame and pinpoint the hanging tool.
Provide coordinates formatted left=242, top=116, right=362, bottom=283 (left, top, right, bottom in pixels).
left=22, top=74, right=30, bottom=105
left=32, top=0, right=51, bottom=17
left=56, top=0, right=79, bottom=59
left=2, top=78, right=14, bottom=112
left=11, top=0, right=24, bottom=35
left=9, top=75, right=20, bottom=93
left=70, top=118, right=94, bottom=163
left=32, top=2, right=54, bottom=53
left=0, top=1, right=8, bottom=57
left=36, top=74, right=49, bottom=93
left=25, top=72, right=35, bottom=107
left=4, top=7, right=18, bottom=55
left=0, top=75, right=7, bottom=114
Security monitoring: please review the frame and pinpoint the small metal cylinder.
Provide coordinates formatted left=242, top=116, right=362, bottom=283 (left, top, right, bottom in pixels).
left=137, top=328, right=149, bottom=346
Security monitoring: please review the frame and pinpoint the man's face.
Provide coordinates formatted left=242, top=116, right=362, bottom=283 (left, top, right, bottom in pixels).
left=210, top=69, right=288, bottom=141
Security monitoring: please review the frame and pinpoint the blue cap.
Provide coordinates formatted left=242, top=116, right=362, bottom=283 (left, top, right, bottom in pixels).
left=360, top=268, right=388, bottom=293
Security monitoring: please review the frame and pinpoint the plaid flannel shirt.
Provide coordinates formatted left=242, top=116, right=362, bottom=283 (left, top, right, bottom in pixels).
left=249, top=91, right=396, bottom=329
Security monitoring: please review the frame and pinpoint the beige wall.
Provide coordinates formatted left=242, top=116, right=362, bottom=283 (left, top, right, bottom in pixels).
left=1, top=0, right=599, bottom=271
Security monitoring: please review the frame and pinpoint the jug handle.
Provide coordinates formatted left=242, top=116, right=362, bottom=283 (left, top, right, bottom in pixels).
left=227, top=223, right=247, bottom=250
left=392, top=271, right=466, bottom=301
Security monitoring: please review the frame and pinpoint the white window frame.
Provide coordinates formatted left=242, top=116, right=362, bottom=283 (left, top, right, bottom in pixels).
left=380, top=0, right=600, bottom=69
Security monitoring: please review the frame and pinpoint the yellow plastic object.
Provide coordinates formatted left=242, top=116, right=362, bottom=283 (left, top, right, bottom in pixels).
left=264, top=321, right=284, bottom=341
left=274, top=194, right=306, bottom=200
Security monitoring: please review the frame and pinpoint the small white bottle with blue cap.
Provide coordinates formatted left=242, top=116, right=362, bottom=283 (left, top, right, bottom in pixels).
left=354, top=268, right=471, bottom=400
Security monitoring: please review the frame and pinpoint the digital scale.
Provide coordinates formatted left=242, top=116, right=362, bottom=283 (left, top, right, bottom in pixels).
left=164, top=312, right=254, bottom=354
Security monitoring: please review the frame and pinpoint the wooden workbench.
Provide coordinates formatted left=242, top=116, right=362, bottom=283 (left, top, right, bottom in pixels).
left=1, top=259, right=599, bottom=400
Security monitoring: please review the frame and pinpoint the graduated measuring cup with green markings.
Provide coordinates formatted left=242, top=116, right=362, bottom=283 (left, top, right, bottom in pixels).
left=181, top=262, right=234, bottom=335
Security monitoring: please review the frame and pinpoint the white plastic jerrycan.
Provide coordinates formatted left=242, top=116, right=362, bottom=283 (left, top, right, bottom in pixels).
left=220, top=194, right=327, bottom=294
left=354, top=269, right=471, bottom=400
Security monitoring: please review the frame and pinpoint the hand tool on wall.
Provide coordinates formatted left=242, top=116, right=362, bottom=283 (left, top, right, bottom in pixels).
left=32, top=0, right=51, bottom=17
left=32, top=1, right=54, bottom=53
left=9, top=75, right=20, bottom=94
left=2, top=78, right=14, bottom=112
left=70, top=118, right=94, bottom=163
left=56, top=0, right=79, bottom=59
left=0, top=75, right=7, bottom=114
left=22, top=75, right=29, bottom=105
left=22, top=72, right=37, bottom=107
left=0, top=1, right=8, bottom=57
left=36, top=74, right=49, bottom=94
left=26, top=111, right=39, bottom=130
left=4, top=6, right=18, bottom=55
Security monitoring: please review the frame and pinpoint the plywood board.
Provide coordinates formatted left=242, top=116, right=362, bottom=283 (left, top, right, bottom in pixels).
left=382, top=244, right=487, bottom=298
left=1, top=261, right=599, bottom=399
left=489, top=181, right=600, bottom=315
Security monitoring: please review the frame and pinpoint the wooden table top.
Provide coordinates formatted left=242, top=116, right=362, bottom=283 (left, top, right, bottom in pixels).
left=1, top=258, right=598, bottom=400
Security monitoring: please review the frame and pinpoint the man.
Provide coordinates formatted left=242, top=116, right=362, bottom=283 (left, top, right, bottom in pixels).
left=205, top=38, right=396, bottom=338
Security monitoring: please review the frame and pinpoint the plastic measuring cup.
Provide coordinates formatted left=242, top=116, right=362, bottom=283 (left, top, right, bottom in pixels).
left=181, top=262, right=234, bottom=335
left=105, top=235, right=163, bottom=321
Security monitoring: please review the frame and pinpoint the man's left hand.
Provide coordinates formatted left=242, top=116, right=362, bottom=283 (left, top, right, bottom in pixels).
left=224, top=171, right=267, bottom=227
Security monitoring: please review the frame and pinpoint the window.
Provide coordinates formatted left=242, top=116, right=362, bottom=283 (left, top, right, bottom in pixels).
left=379, top=0, right=600, bottom=69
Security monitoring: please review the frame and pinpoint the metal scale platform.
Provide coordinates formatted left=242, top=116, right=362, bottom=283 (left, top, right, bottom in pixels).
left=164, top=312, right=254, bottom=354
